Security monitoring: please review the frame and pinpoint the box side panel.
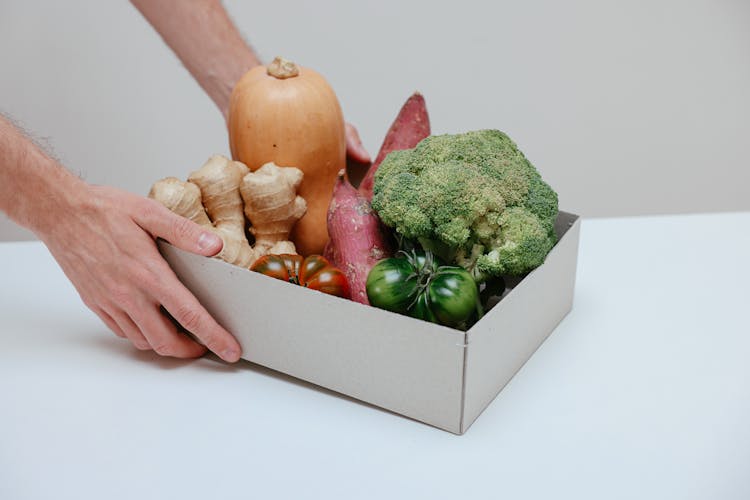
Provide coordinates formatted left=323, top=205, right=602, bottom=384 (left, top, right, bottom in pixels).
left=159, top=243, right=465, bottom=434
left=461, top=213, right=581, bottom=432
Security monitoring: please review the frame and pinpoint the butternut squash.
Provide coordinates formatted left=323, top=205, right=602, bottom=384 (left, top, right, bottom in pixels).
left=228, top=56, right=346, bottom=256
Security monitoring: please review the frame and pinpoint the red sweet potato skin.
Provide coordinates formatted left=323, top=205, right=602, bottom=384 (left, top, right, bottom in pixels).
left=358, top=92, right=431, bottom=201
left=325, top=172, right=392, bottom=304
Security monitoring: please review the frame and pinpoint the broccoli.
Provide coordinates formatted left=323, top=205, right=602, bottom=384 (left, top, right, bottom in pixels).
left=371, top=129, right=558, bottom=281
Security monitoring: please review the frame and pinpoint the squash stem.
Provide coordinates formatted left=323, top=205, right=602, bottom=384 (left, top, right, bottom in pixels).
left=267, top=56, right=300, bottom=79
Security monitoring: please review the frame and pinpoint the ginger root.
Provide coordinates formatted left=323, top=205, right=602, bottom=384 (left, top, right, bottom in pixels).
left=149, top=155, right=306, bottom=268
left=148, top=177, right=211, bottom=227
left=241, top=162, right=307, bottom=255
left=187, top=155, right=255, bottom=267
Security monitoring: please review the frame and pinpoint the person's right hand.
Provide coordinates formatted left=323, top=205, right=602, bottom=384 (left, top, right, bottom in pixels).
left=345, top=122, right=370, bottom=164
left=40, top=181, right=242, bottom=362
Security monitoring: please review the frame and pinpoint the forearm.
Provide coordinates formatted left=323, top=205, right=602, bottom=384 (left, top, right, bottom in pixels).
left=131, top=0, right=261, bottom=118
left=0, top=116, right=83, bottom=237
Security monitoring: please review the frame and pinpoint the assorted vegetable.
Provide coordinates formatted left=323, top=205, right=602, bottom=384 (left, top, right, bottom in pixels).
left=323, top=92, right=432, bottom=305
left=251, top=254, right=350, bottom=299
left=228, top=56, right=347, bottom=256
left=149, top=57, right=560, bottom=331
left=372, top=129, right=559, bottom=282
left=149, top=155, right=305, bottom=268
left=324, top=170, right=392, bottom=304
left=366, top=250, right=481, bottom=329
left=358, top=92, right=431, bottom=201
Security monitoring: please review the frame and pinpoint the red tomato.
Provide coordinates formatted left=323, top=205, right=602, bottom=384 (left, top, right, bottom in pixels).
left=250, top=254, right=350, bottom=299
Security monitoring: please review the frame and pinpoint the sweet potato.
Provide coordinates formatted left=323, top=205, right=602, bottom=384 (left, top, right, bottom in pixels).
left=358, top=92, right=431, bottom=200
left=325, top=170, right=393, bottom=304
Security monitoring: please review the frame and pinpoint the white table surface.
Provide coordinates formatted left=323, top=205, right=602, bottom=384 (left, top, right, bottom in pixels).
left=2, top=212, right=749, bottom=500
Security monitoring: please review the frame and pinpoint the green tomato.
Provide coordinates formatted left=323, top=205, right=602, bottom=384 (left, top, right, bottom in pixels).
left=427, top=268, right=480, bottom=328
left=410, top=293, right=438, bottom=323
left=365, top=257, right=416, bottom=313
left=366, top=250, right=480, bottom=329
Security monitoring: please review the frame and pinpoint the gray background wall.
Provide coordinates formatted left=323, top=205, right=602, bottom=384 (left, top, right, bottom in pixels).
left=1, top=0, right=748, bottom=241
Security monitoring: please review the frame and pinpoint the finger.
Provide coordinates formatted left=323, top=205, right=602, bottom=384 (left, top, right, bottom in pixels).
left=156, top=275, right=242, bottom=363
left=132, top=301, right=208, bottom=359
left=345, top=122, right=371, bottom=163
left=92, top=306, right=126, bottom=338
left=110, top=308, right=151, bottom=351
left=133, top=198, right=223, bottom=257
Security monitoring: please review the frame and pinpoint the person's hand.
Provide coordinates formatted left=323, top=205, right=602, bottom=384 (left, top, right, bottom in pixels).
left=40, top=182, right=242, bottom=362
left=345, top=122, right=370, bottom=164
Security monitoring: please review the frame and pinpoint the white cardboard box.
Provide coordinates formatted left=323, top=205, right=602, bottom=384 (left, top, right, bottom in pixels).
left=159, top=211, right=580, bottom=434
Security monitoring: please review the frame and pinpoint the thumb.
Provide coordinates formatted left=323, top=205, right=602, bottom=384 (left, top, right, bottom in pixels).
left=136, top=199, right=223, bottom=257
left=345, top=122, right=371, bottom=163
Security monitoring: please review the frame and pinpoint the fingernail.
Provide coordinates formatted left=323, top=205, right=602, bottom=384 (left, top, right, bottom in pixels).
left=221, top=348, right=240, bottom=362
left=198, top=232, right=221, bottom=252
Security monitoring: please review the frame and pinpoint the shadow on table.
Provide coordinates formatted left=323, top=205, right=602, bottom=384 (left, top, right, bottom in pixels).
left=226, top=355, right=432, bottom=431
left=88, top=331, right=430, bottom=432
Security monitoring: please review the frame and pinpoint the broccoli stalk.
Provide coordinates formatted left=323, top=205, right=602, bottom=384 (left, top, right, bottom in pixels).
left=371, top=129, right=558, bottom=283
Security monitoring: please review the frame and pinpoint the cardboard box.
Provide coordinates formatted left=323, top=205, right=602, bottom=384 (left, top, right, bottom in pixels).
left=159, top=211, right=580, bottom=434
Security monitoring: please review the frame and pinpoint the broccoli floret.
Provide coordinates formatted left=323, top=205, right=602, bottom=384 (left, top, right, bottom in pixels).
left=372, top=129, right=558, bottom=280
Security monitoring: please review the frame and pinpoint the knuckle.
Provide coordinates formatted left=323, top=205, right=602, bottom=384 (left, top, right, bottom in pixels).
left=201, top=332, right=220, bottom=352
left=138, top=199, right=161, bottom=224
left=80, top=296, right=97, bottom=311
left=151, top=342, right=173, bottom=357
left=133, top=340, right=152, bottom=351
left=131, top=266, right=159, bottom=292
left=174, top=303, right=203, bottom=333
left=172, top=216, right=196, bottom=242
left=109, top=286, right=135, bottom=311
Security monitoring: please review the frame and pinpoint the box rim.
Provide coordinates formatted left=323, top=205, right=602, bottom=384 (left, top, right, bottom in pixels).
left=158, top=210, right=579, bottom=338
